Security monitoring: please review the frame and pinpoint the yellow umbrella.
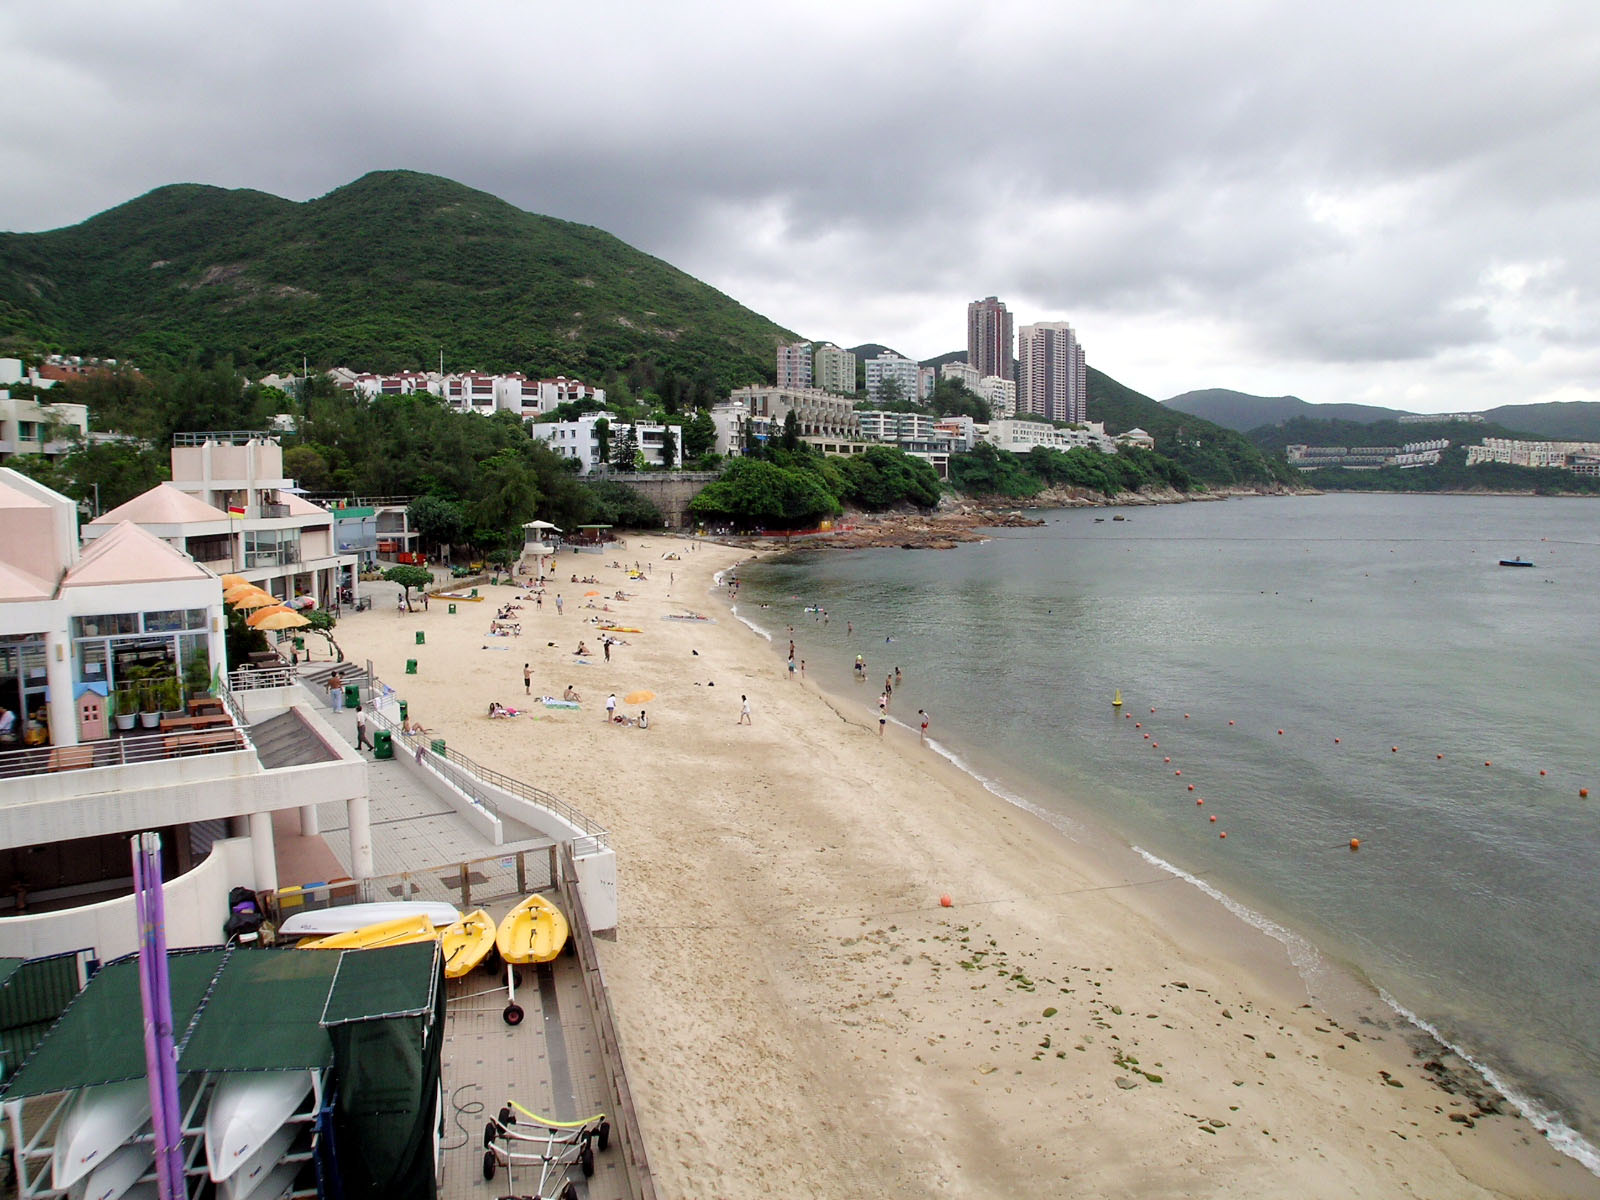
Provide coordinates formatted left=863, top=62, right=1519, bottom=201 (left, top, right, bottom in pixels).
left=252, top=610, right=312, bottom=631
left=223, top=583, right=264, bottom=601
left=245, top=604, right=295, bottom=627
left=623, top=690, right=655, bottom=705
left=220, top=573, right=247, bottom=589
left=231, top=590, right=283, bottom=611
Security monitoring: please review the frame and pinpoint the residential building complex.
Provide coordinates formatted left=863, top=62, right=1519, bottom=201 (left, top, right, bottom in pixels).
left=979, top=375, right=1017, bottom=419
left=940, top=360, right=981, bottom=391
left=776, top=342, right=813, bottom=390
left=0, top=358, right=89, bottom=463
left=1017, top=321, right=1087, bottom=424
left=529, top=415, right=683, bottom=475
left=864, top=351, right=923, bottom=404
left=986, top=418, right=1117, bottom=455
left=967, top=297, right=1014, bottom=381
left=341, top=369, right=605, bottom=418
left=727, top=386, right=862, bottom=443
left=1465, top=438, right=1600, bottom=470
left=812, top=344, right=857, bottom=396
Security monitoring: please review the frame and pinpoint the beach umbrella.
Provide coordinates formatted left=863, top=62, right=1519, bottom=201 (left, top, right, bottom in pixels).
left=220, top=573, right=247, bottom=589
left=231, top=590, right=282, bottom=610
left=584, top=590, right=601, bottom=597
left=623, top=690, right=654, bottom=704
left=223, top=583, right=266, bottom=602
left=252, top=610, right=312, bottom=631
left=245, top=605, right=295, bottom=627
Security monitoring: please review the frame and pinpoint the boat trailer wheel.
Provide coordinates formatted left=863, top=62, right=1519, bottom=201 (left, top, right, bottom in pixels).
left=481, top=1149, right=496, bottom=1181
left=502, top=1002, right=525, bottom=1026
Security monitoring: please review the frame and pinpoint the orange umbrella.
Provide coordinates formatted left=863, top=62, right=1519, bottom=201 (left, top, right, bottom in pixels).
left=231, top=590, right=282, bottom=610
left=584, top=590, right=601, bottom=597
left=245, top=605, right=295, bottom=627
left=220, top=573, right=247, bottom=589
left=623, top=690, right=655, bottom=704
left=252, top=610, right=311, bottom=631
left=223, top=583, right=265, bottom=601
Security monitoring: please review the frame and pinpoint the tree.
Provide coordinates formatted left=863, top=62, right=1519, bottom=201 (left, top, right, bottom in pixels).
left=469, top=449, right=541, bottom=541
left=684, top=410, right=717, bottom=459
left=593, top=417, right=611, bottom=465
left=407, top=495, right=469, bottom=553
left=283, top=445, right=331, bottom=491
left=383, top=565, right=433, bottom=604
left=301, top=608, right=345, bottom=663
left=689, top=458, right=841, bottom=530
left=874, top=375, right=907, bottom=408
left=780, top=409, right=801, bottom=452
left=659, top=425, right=678, bottom=470
left=611, top=424, right=639, bottom=472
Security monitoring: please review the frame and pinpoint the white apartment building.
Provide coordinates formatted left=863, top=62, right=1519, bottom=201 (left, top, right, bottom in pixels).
left=864, top=352, right=922, bottom=405
left=83, top=432, right=357, bottom=608
left=857, top=410, right=939, bottom=443
left=529, top=415, right=683, bottom=474
left=1465, top=438, right=1600, bottom=468
left=347, top=370, right=605, bottom=419
left=727, top=386, right=862, bottom=442
left=813, top=344, right=857, bottom=396
left=986, top=418, right=1116, bottom=455
left=776, top=342, right=813, bottom=390
left=979, top=375, right=1017, bottom=419
left=1017, top=322, right=1087, bottom=425
left=0, top=358, right=90, bottom=463
left=940, top=360, right=981, bottom=391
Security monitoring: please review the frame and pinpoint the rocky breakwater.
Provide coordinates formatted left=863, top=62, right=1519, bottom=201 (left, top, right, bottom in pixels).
left=826, top=509, right=1044, bottom=550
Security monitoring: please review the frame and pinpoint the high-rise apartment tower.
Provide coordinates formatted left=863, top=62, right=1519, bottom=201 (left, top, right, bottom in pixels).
left=1017, top=322, right=1087, bottom=425
left=776, top=341, right=812, bottom=390
left=967, top=297, right=1014, bottom=382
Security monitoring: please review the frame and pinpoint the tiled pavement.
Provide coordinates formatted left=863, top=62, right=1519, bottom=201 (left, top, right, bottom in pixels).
left=294, top=697, right=631, bottom=1200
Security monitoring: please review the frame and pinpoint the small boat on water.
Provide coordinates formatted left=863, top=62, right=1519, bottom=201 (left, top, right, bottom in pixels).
left=495, top=895, right=571, bottom=1026
left=296, top=913, right=440, bottom=952
left=1112, top=515, right=1126, bottom=521
left=1499, top=558, right=1535, bottom=567
left=278, top=900, right=459, bottom=939
left=440, top=909, right=496, bottom=979
left=205, top=1069, right=319, bottom=1184
left=51, top=1078, right=151, bottom=1191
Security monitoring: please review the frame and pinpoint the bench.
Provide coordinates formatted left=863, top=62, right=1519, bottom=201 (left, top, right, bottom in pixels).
left=48, top=745, right=97, bottom=772
left=187, top=697, right=224, bottom=715
left=159, top=714, right=232, bottom=733
left=164, top=729, right=241, bottom=756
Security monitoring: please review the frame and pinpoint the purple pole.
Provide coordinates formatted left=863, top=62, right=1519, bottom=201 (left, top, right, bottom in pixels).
left=133, top=833, right=187, bottom=1200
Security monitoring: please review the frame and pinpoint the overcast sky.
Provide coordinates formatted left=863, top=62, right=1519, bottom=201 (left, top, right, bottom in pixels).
left=5, top=1, right=1599, bottom=413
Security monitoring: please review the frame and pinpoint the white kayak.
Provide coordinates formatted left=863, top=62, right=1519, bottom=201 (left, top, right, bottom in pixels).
left=205, top=1070, right=319, bottom=1183
left=80, top=1139, right=152, bottom=1200
left=219, top=1122, right=298, bottom=1200
left=241, top=1160, right=300, bottom=1200
left=51, top=1079, right=151, bottom=1191
left=278, top=900, right=459, bottom=938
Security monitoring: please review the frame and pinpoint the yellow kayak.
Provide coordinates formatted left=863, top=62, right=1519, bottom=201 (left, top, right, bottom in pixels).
left=495, top=895, right=569, bottom=965
left=440, top=909, right=496, bottom=979
left=297, top=913, right=440, bottom=951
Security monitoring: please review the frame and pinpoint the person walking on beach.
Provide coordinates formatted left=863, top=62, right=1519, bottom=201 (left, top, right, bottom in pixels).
left=328, top=670, right=344, bottom=711
left=555, top=594, right=564, bottom=616
left=605, top=693, right=617, bottom=723
left=894, top=666, right=902, bottom=688
left=787, top=656, right=796, bottom=679
left=602, top=637, right=611, bottom=663
left=523, top=663, right=531, bottom=695
left=738, top=695, right=752, bottom=725
left=354, top=703, right=372, bottom=751
left=918, top=709, right=929, bottom=744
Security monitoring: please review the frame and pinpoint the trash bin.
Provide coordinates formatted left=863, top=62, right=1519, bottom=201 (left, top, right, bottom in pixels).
left=470, top=588, right=478, bottom=597
left=343, top=683, right=360, bottom=709
left=293, top=636, right=305, bottom=650
left=448, top=603, right=456, bottom=615
left=406, top=659, right=418, bottom=675
left=415, top=630, right=426, bottom=645
left=399, top=700, right=408, bottom=720
left=430, top=737, right=446, bottom=757
left=372, top=729, right=393, bottom=760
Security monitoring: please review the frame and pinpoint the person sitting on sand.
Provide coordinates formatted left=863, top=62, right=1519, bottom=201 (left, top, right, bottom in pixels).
left=563, top=684, right=581, bottom=701
left=488, top=701, right=510, bottom=718
left=575, top=641, right=591, bottom=657
left=637, top=710, right=648, bottom=729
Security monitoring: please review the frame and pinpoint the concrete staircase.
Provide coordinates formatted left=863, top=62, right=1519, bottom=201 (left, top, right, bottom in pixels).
left=250, top=710, right=343, bottom=769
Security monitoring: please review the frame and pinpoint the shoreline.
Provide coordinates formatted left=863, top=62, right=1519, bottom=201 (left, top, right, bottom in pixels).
left=729, top=559, right=1600, bottom=1185
left=333, top=537, right=1597, bottom=1198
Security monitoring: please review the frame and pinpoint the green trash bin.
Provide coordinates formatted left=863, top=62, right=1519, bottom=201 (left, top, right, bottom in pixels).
left=343, top=683, right=360, bottom=709
left=448, top=603, right=456, bottom=615
left=430, top=737, right=446, bottom=757
left=406, top=659, right=418, bottom=675
left=415, top=630, right=425, bottom=645
left=293, top=636, right=305, bottom=651
left=470, top=588, right=478, bottom=597
left=399, top=700, right=408, bottom=720
left=372, top=729, right=393, bottom=760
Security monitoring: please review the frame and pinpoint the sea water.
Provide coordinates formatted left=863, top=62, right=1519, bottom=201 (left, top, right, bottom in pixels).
left=731, top=493, right=1600, bottom=1173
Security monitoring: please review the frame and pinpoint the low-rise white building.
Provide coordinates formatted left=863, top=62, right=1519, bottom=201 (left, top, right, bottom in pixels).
left=727, top=386, right=861, bottom=442
left=1465, top=438, right=1600, bottom=468
left=987, top=418, right=1117, bottom=455
left=0, top=358, right=90, bottom=463
left=529, top=415, right=683, bottom=474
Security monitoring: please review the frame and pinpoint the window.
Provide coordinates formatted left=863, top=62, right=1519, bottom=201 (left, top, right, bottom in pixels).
left=17, top=422, right=37, bottom=441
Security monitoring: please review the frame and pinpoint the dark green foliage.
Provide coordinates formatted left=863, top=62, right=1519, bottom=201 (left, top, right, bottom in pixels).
left=948, top=440, right=1193, bottom=499
left=1088, top=368, right=1296, bottom=487
left=383, top=565, right=433, bottom=598
left=582, top=479, right=663, bottom=527
left=835, top=446, right=942, bottom=510
left=683, top=410, right=717, bottom=460
left=0, top=171, right=794, bottom=391
left=406, top=495, right=468, bottom=552
left=947, top=442, right=1044, bottom=498
left=689, top=458, right=842, bottom=530
left=610, top=424, right=639, bottom=472
left=7, top=440, right=169, bottom=512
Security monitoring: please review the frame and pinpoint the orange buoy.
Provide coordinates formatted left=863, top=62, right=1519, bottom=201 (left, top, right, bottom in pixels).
left=1581, top=788, right=1590, bottom=799
left=1219, top=831, right=1227, bottom=839
left=1277, top=729, right=1284, bottom=736
left=1228, top=720, right=1235, bottom=726
left=1152, top=742, right=1159, bottom=749
left=1175, top=770, right=1182, bottom=776
left=1187, top=784, right=1195, bottom=791
left=1349, top=838, right=1360, bottom=851
left=1135, top=722, right=1142, bottom=729
left=1485, top=761, right=1492, bottom=767
left=1209, top=814, right=1217, bottom=822
left=1163, top=757, right=1170, bottom=763
left=939, top=894, right=953, bottom=908
left=1334, top=737, right=1340, bottom=743
left=1196, top=798, right=1204, bottom=806
left=1391, top=746, right=1399, bottom=753
left=1184, top=713, right=1190, bottom=719
left=1539, top=769, right=1546, bottom=776
left=1150, top=707, right=1156, bottom=713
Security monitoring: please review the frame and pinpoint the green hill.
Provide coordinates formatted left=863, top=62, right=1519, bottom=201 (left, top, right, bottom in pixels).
left=0, top=170, right=795, bottom=390
left=1164, top=388, right=1404, bottom=430
left=1090, top=370, right=1298, bottom=487
left=1166, top=389, right=1600, bottom=443
left=1480, top=401, right=1600, bottom=441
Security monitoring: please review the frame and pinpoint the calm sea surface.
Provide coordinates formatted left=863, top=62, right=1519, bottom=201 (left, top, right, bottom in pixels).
left=731, top=493, right=1600, bottom=1172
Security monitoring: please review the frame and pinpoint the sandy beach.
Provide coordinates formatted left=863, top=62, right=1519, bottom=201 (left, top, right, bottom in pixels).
left=330, top=538, right=1598, bottom=1199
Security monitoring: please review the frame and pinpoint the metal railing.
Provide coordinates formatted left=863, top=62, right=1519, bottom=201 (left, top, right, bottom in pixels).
left=0, top=725, right=248, bottom=780
left=266, top=846, right=558, bottom=921
left=229, top=666, right=297, bottom=691
left=171, top=430, right=276, bottom=446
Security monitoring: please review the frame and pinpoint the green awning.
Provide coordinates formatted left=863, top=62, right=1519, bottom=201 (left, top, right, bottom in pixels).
left=322, top=942, right=438, bottom=1026
left=179, top=948, right=339, bottom=1073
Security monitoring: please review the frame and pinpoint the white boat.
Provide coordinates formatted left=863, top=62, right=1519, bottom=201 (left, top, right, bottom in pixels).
left=278, top=900, right=459, bottom=938
left=242, top=1160, right=300, bottom=1200
left=205, top=1070, right=319, bottom=1183
left=51, top=1079, right=151, bottom=1191
left=79, top=1140, right=152, bottom=1200
left=218, top=1122, right=297, bottom=1200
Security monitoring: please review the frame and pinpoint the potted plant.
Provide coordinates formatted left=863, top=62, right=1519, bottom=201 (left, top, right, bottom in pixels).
left=160, top=676, right=184, bottom=719
left=113, top=687, right=138, bottom=731
left=138, top=678, right=161, bottom=728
